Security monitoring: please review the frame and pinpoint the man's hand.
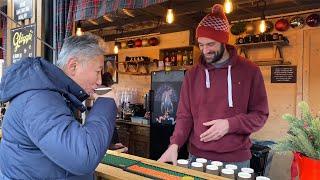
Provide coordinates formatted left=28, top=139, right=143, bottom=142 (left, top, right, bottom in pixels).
left=200, top=119, right=229, bottom=142
left=157, top=144, right=179, bottom=165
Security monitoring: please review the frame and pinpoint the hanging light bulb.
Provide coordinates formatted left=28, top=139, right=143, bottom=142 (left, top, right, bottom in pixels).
left=166, top=9, right=174, bottom=24
left=259, top=19, right=266, bottom=33
left=113, top=45, right=119, bottom=54
left=76, top=28, right=83, bottom=36
left=224, top=0, right=233, bottom=14
left=76, top=21, right=83, bottom=36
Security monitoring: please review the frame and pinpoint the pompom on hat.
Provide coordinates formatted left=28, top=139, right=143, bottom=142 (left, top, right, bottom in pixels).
left=196, top=4, right=230, bottom=43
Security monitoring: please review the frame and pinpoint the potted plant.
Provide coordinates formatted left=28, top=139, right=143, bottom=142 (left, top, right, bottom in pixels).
left=274, top=101, right=320, bottom=180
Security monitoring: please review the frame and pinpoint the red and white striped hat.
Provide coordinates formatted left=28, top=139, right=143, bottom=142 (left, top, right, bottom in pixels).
left=196, top=4, right=230, bottom=43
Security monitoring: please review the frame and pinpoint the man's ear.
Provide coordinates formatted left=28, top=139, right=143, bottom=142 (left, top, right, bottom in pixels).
left=65, top=58, right=78, bottom=76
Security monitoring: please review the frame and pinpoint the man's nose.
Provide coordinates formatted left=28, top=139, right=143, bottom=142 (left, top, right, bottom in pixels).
left=97, top=75, right=102, bottom=85
left=202, top=45, right=210, bottom=54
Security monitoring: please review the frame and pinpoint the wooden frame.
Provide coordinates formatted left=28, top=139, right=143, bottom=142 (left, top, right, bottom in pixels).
left=104, top=54, right=118, bottom=84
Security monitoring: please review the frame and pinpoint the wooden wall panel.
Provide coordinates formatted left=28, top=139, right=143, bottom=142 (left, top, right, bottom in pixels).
left=303, top=28, right=320, bottom=114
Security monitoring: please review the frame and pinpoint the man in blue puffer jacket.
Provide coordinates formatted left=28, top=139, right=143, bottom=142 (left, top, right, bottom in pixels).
left=0, top=34, right=117, bottom=179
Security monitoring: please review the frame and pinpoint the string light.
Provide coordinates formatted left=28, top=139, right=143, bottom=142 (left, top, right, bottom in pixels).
left=166, top=9, right=174, bottom=24
left=257, top=0, right=267, bottom=33
left=224, top=0, right=233, bottom=14
left=259, top=19, right=266, bottom=33
left=76, top=21, right=83, bottom=36
left=113, top=45, right=119, bottom=54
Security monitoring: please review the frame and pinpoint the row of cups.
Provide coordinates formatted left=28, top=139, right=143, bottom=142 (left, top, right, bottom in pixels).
left=177, top=158, right=270, bottom=180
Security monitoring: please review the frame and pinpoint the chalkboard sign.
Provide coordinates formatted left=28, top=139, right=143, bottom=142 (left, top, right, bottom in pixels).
left=14, top=0, right=33, bottom=21
left=271, top=66, right=297, bottom=83
left=11, top=23, right=36, bottom=64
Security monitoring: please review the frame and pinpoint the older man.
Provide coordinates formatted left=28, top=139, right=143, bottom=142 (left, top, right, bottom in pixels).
left=0, top=34, right=116, bottom=179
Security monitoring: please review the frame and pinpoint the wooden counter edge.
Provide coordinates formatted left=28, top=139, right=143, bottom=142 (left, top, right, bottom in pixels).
left=105, top=150, right=229, bottom=180
left=95, top=163, right=151, bottom=180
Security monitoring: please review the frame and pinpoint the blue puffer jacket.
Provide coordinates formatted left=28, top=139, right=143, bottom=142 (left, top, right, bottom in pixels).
left=0, top=58, right=116, bottom=179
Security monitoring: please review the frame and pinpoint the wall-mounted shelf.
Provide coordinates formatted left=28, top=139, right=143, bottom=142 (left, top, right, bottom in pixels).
left=236, top=40, right=291, bottom=66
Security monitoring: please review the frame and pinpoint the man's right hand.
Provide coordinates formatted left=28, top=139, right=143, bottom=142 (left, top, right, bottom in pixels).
left=157, top=144, right=178, bottom=165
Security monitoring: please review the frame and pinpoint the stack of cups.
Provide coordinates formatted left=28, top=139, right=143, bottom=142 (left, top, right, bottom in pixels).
left=221, top=168, right=235, bottom=180
left=211, top=161, right=223, bottom=175
left=241, top=168, right=255, bottom=179
left=195, top=158, right=207, bottom=172
left=256, top=176, right=270, bottom=180
left=206, top=164, right=219, bottom=175
left=191, top=162, right=203, bottom=172
left=177, top=159, right=189, bottom=169
left=237, top=172, right=252, bottom=180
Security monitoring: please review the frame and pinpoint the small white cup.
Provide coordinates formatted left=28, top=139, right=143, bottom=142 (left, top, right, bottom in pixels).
left=191, top=162, right=203, bottom=172
left=177, top=159, right=188, bottom=168
left=206, top=164, right=219, bottom=175
left=196, top=158, right=207, bottom=164
left=225, top=164, right=238, bottom=170
left=241, top=168, right=254, bottom=174
left=196, top=158, right=207, bottom=171
left=238, top=172, right=252, bottom=180
left=221, top=168, right=235, bottom=179
left=256, top=176, right=270, bottom=180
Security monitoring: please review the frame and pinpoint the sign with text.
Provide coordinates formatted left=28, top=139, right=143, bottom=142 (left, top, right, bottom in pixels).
left=271, top=66, right=297, bottom=83
left=11, top=24, right=36, bottom=64
left=14, top=0, right=33, bottom=21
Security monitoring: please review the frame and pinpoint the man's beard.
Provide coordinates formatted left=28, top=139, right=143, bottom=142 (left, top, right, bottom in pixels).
left=203, top=44, right=225, bottom=64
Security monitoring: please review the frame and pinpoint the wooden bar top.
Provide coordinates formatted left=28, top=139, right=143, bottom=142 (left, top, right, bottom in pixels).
left=95, top=150, right=229, bottom=180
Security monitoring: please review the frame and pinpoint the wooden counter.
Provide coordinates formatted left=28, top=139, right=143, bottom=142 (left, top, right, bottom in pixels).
left=95, top=150, right=229, bottom=180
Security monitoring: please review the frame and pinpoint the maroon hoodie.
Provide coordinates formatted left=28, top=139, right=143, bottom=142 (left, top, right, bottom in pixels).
left=170, top=45, right=269, bottom=162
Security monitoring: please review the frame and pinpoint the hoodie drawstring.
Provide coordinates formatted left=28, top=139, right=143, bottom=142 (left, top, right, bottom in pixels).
left=205, top=69, right=210, bottom=88
left=227, top=65, right=233, bottom=107
left=204, top=66, right=233, bottom=108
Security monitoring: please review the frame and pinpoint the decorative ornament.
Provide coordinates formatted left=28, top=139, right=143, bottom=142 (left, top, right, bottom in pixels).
left=265, top=21, right=274, bottom=33
left=230, top=22, right=246, bottom=35
left=290, top=16, right=305, bottom=29
left=134, top=39, right=142, bottom=47
left=148, top=37, right=159, bottom=46
left=127, top=40, right=135, bottom=48
left=306, top=14, right=320, bottom=27
left=121, top=41, right=127, bottom=48
left=275, top=18, right=290, bottom=32
left=245, top=22, right=255, bottom=34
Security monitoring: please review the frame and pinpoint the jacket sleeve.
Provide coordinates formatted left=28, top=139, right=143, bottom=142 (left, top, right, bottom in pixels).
left=170, top=73, right=193, bottom=148
left=22, top=91, right=116, bottom=175
left=227, top=68, right=269, bottom=135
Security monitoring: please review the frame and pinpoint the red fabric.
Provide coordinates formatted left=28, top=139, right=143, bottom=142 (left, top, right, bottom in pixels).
left=170, top=45, right=269, bottom=162
left=196, top=4, right=230, bottom=43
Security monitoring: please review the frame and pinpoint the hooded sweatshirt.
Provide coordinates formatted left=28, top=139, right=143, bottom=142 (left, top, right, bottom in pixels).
left=170, top=45, right=269, bottom=162
left=0, top=58, right=116, bottom=179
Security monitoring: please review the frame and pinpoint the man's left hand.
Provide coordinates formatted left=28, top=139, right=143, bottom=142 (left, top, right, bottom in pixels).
left=200, top=119, right=229, bottom=142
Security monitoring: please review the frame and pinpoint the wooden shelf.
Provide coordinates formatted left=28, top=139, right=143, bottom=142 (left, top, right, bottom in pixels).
left=117, top=71, right=151, bottom=76
left=236, top=40, right=289, bottom=48
left=253, top=58, right=291, bottom=66
left=236, top=39, right=290, bottom=66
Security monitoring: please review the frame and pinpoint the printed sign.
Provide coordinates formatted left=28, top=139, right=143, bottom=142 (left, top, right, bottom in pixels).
left=11, top=23, right=36, bottom=64
left=14, top=0, right=33, bottom=21
left=271, top=66, right=297, bottom=83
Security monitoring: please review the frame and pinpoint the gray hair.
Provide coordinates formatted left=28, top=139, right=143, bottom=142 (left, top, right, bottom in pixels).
left=56, top=33, right=106, bottom=69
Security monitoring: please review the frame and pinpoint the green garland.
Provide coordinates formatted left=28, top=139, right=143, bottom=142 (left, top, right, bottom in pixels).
left=274, top=102, right=320, bottom=160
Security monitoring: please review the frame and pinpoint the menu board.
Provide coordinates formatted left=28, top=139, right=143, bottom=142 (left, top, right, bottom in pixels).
left=11, top=23, right=36, bottom=64
left=271, top=66, right=297, bottom=83
left=14, top=0, right=33, bottom=21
